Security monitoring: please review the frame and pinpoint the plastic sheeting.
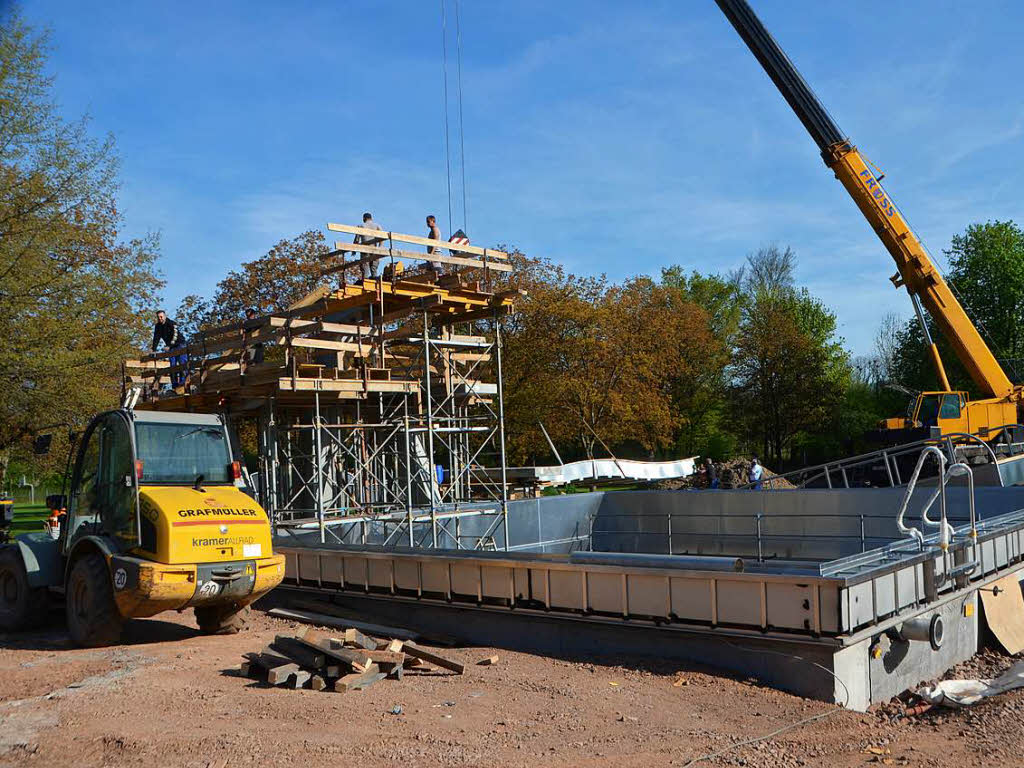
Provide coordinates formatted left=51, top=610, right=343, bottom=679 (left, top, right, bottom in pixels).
left=916, top=659, right=1024, bottom=707
left=529, top=457, right=697, bottom=487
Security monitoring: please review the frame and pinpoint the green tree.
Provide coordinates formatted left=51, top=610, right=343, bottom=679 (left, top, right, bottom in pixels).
left=499, top=254, right=720, bottom=464
left=176, top=229, right=328, bottom=335
left=659, top=267, right=739, bottom=459
left=0, top=12, right=162, bottom=482
left=882, top=221, right=1024, bottom=400
left=730, top=247, right=850, bottom=467
left=946, top=221, right=1024, bottom=375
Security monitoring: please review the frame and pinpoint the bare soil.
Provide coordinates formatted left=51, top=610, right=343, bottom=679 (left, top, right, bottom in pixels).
left=1, top=598, right=1021, bottom=768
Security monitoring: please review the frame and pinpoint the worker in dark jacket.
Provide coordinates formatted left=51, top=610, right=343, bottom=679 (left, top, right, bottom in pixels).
left=151, top=310, right=188, bottom=388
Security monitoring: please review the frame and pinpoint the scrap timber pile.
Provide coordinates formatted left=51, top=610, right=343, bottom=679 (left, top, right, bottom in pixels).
left=124, top=222, right=519, bottom=413
left=240, top=623, right=467, bottom=693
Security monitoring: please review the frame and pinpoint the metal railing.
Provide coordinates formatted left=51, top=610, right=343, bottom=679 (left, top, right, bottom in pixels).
left=750, top=425, right=1024, bottom=491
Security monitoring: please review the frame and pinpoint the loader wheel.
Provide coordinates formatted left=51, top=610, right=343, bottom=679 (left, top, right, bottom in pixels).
left=195, top=602, right=250, bottom=635
left=0, top=548, right=49, bottom=631
left=66, top=553, right=123, bottom=647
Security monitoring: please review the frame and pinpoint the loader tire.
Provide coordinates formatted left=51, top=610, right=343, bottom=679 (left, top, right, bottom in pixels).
left=195, top=603, right=250, bottom=635
left=0, top=547, right=49, bottom=631
left=66, top=552, right=123, bottom=647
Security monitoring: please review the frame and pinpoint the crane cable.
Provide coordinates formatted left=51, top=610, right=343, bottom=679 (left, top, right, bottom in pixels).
left=454, top=0, right=468, bottom=233
left=440, top=0, right=453, bottom=234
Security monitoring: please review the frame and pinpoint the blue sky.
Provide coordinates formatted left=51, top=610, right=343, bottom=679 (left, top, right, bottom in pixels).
left=14, top=0, right=1024, bottom=356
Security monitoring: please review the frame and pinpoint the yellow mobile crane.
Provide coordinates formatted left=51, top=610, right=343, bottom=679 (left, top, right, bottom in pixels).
left=714, top=0, right=1022, bottom=442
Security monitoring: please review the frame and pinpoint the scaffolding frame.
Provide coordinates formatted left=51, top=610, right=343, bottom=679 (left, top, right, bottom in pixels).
left=127, top=224, right=518, bottom=550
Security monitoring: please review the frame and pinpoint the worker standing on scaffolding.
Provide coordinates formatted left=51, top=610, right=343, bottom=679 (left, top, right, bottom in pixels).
left=425, top=215, right=444, bottom=275
left=151, top=310, right=188, bottom=389
left=353, top=212, right=385, bottom=281
left=244, top=307, right=264, bottom=365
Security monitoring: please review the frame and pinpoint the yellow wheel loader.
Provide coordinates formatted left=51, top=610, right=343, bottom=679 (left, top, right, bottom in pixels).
left=0, top=410, right=284, bottom=646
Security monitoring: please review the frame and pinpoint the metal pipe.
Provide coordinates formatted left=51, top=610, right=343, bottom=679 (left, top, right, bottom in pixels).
left=423, top=311, right=438, bottom=548
left=538, top=421, right=564, bottom=466
left=495, top=317, right=511, bottom=552
left=314, top=391, right=325, bottom=544
left=895, top=446, right=946, bottom=546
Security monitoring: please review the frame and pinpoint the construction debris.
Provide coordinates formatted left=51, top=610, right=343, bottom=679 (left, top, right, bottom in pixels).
left=239, top=623, right=463, bottom=692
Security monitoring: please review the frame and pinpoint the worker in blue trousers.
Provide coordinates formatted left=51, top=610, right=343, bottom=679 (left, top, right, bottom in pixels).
left=151, top=310, right=188, bottom=389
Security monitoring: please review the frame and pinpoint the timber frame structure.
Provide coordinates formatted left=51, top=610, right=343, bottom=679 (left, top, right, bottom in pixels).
left=124, top=224, right=520, bottom=548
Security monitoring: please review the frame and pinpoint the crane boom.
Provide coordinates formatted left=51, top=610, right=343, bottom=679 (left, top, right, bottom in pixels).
left=714, top=0, right=1015, bottom=400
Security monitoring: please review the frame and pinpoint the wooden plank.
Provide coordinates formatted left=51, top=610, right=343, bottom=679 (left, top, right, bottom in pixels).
left=341, top=628, right=377, bottom=651
left=477, top=654, right=500, bottom=666
left=292, top=626, right=373, bottom=670
left=277, top=378, right=417, bottom=394
left=335, top=666, right=385, bottom=692
left=310, top=675, right=327, bottom=692
left=287, top=337, right=366, bottom=353
left=271, top=636, right=327, bottom=668
left=362, top=650, right=406, bottom=666
left=326, top=222, right=509, bottom=260
left=322, top=242, right=512, bottom=274
left=403, top=643, right=465, bottom=674
left=270, top=606, right=421, bottom=641
left=251, top=648, right=294, bottom=669
left=267, top=663, right=301, bottom=685
left=289, top=669, right=312, bottom=689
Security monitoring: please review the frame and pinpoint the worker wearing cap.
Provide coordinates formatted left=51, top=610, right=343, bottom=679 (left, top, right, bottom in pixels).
left=151, top=310, right=188, bottom=388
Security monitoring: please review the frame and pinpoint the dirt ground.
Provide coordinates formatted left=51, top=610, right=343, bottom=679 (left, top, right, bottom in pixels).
left=2, top=597, right=1022, bottom=768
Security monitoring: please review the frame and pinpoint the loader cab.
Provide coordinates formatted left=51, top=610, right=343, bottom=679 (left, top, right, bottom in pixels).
left=62, top=410, right=238, bottom=557
left=63, top=410, right=139, bottom=554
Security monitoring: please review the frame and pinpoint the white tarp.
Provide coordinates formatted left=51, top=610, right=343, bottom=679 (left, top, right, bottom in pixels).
left=915, top=659, right=1024, bottom=707
left=532, top=457, right=697, bottom=487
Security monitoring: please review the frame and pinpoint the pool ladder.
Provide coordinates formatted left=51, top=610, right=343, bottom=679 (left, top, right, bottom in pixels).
left=895, top=446, right=979, bottom=586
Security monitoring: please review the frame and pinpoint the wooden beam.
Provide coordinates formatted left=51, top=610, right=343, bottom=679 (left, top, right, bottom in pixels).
left=322, top=241, right=512, bottom=274
left=402, top=643, right=465, bottom=674
left=326, top=222, right=509, bottom=260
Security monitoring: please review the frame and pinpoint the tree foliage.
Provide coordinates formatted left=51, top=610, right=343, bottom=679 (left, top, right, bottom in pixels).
left=500, top=254, right=720, bottom=463
left=881, top=221, right=1024, bottom=399
left=175, top=230, right=328, bottom=336
left=0, top=13, right=162, bottom=480
left=729, top=248, right=850, bottom=466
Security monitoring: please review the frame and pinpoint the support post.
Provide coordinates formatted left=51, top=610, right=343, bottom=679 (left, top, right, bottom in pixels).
left=495, top=315, right=510, bottom=551
left=314, top=390, right=325, bottom=544
left=423, top=311, right=438, bottom=548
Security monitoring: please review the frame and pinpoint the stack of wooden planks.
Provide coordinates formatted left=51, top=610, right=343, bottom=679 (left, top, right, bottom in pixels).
left=239, top=624, right=464, bottom=692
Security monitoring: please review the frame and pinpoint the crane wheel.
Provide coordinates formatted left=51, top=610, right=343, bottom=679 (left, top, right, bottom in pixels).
left=195, top=603, right=250, bottom=635
left=66, top=552, right=123, bottom=647
left=0, top=548, right=49, bottom=631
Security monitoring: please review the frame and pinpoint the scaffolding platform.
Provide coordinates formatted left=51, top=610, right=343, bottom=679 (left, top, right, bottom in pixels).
left=124, top=223, right=521, bottom=543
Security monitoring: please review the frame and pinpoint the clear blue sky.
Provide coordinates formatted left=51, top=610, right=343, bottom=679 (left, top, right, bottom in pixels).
left=15, top=0, right=1024, bottom=355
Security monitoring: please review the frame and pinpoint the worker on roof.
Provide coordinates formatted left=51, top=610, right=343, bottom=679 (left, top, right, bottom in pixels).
left=151, top=310, right=188, bottom=389
left=352, top=212, right=385, bottom=281
left=425, top=215, right=444, bottom=275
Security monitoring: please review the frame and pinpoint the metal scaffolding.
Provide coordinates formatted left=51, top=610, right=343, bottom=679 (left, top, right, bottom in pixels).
left=127, top=224, right=519, bottom=550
